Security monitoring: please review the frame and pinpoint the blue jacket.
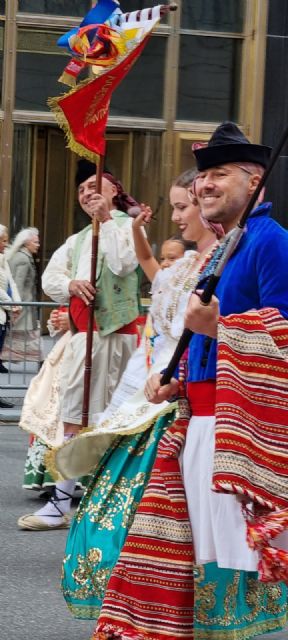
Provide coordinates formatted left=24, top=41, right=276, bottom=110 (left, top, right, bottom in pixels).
left=187, top=203, right=288, bottom=382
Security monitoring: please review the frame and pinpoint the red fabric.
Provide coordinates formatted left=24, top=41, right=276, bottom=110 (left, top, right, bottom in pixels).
left=61, top=57, right=86, bottom=82
left=70, top=296, right=97, bottom=332
left=214, top=308, right=288, bottom=510
left=186, top=381, right=216, bottom=416
left=55, top=35, right=151, bottom=157
left=69, top=296, right=139, bottom=336
left=214, top=307, right=288, bottom=583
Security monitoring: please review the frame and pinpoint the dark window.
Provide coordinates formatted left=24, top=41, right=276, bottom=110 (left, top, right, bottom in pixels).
left=16, top=51, right=66, bottom=110
left=15, top=29, right=89, bottom=110
left=16, top=30, right=67, bottom=110
left=110, top=36, right=166, bottom=118
left=10, top=125, right=32, bottom=235
left=181, top=0, right=245, bottom=32
left=120, top=0, right=168, bottom=12
left=0, top=1, right=5, bottom=15
left=17, top=0, right=91, bottom=16
left=177, top=35, right=242, bottom=121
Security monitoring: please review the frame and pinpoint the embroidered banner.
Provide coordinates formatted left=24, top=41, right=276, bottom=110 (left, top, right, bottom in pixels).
left=49, top=2, right=165, bottom=159
left=50, top=35, right=149, bottom=160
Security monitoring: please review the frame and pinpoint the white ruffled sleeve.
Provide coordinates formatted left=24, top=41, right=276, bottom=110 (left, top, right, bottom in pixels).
left=99, top=216, right=138, bottom=277
left=42, top=235, right=76, bottom=303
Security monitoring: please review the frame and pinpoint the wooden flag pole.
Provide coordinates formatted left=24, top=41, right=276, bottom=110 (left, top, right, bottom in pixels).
left=79, top=4, right=179, bottom=427
left=82, top=153, right=104, bottom=428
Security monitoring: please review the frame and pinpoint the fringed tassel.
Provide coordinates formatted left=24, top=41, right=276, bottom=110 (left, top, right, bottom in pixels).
left=93, top=625, right=145, bottom=639
left=245, top=506, right=288, bottom=547
left=243, top=505, right=288, bottom=583
left=58, top=58, right=86, bottom=87
left=47, top=93, right=99, bottom=164
left=258, top=547, right=288, bottom=585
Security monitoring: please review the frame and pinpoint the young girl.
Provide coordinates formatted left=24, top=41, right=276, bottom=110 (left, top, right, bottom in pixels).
left=159, top=235, right=194, bottom=270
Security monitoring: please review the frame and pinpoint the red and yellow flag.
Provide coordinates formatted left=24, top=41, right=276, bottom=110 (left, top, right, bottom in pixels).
left=49, top=4, right=174, bottom=160
left=50, top=35, right=148, bottom=160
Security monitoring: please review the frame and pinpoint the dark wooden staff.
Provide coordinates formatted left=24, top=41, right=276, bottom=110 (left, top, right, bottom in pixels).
left=161, top=124, right=288, bottom=386
left=82, top=154, right=104, bottom=428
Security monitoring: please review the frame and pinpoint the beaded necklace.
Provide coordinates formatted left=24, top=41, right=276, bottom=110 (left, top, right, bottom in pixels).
left=144, top=239, right=229, bottom=369
left=200, top=231, right=235, bottom=283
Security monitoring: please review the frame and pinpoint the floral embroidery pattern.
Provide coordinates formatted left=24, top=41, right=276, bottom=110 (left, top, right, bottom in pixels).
left=75, top=467, right=146, bottom=531
left=194, top=565, right=286, bottom=631
left=62, top=549, right=110, bottom=601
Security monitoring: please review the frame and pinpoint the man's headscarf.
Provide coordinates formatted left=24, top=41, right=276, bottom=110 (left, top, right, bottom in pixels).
left=75, top=159, right=139, bottom=213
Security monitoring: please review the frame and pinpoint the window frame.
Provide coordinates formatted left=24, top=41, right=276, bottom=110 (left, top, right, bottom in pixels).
left=0, top=0, right=269, bottom=237
left=5, top=0, right=267, bottom=137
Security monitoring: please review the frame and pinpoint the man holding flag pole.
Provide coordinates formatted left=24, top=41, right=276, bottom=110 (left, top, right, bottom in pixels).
left=17, top=0, right=178, bottom=531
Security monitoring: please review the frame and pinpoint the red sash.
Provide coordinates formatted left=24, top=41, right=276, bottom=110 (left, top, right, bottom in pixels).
left=69, top=296, right=139, bottom=335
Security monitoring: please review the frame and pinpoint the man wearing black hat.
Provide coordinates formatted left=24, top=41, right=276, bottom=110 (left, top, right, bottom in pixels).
left=144, top=122, right=288, bottom=634
left=19, top=161, right=141, bottom=530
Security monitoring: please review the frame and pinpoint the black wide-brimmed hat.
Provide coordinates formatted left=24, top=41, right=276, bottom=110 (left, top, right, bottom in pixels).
left=75, top=158, right=111, bottom=188
left=194, top=121, right=271, bottom=171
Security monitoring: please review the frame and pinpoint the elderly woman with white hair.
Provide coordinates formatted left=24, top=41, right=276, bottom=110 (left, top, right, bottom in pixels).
left=2, top=227, right=42, bottom=363
left=0, top=225, right=21, bottom=398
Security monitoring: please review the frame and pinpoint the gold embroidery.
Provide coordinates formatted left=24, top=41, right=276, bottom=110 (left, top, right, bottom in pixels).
left=127, top=428, right=156, bottom=456
left=99, top=402, right=152, bottom=431
left=194, top=566, right=287, bottom=635
left=76, top=469, right=146, bottom=530
left=194, top=615, right=287, bottom=639
left=66, top=602, right=101, bottom=620
left=62, top=548, right=110, bottom=602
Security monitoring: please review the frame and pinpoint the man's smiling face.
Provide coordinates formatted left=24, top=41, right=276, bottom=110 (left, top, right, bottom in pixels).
left=195, top=163, right=261, bottom=232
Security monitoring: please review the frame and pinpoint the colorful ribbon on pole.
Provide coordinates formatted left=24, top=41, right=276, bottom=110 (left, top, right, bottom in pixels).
left=49, top=2, right=169, bottom=160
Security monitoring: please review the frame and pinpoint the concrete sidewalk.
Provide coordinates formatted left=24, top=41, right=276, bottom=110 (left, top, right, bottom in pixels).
left=1, top=426, right=287, bottom=640
left=1, top=423, right=95, bottom=640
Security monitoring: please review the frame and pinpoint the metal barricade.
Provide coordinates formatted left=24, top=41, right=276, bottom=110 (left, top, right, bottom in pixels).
left=0, top=299, right=150, bottom=413
left=0, top=301, right=68, bottom=393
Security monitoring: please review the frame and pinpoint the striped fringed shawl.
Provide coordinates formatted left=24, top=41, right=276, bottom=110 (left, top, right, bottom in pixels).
left=213, top=307, right=288, bottom=583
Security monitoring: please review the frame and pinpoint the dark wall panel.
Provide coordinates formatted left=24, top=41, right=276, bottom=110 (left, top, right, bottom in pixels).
left=262, top=2, right=288, bottom=227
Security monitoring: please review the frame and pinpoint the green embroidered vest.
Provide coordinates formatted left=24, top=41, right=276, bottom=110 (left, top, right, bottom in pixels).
left=71, top=213, right=140, bottom=337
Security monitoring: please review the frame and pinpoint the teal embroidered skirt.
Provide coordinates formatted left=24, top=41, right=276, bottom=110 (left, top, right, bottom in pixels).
left=62, top=414, right=172, bottom=619
left=62, top=412, right=287, bottom=638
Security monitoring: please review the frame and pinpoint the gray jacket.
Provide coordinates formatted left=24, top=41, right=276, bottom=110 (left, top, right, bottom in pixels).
left=9, top=248, right=38, bottom=330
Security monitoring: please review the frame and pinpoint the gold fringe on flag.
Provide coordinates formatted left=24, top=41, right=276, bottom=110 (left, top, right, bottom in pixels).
left=48, top=92, right=100, bottom=163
